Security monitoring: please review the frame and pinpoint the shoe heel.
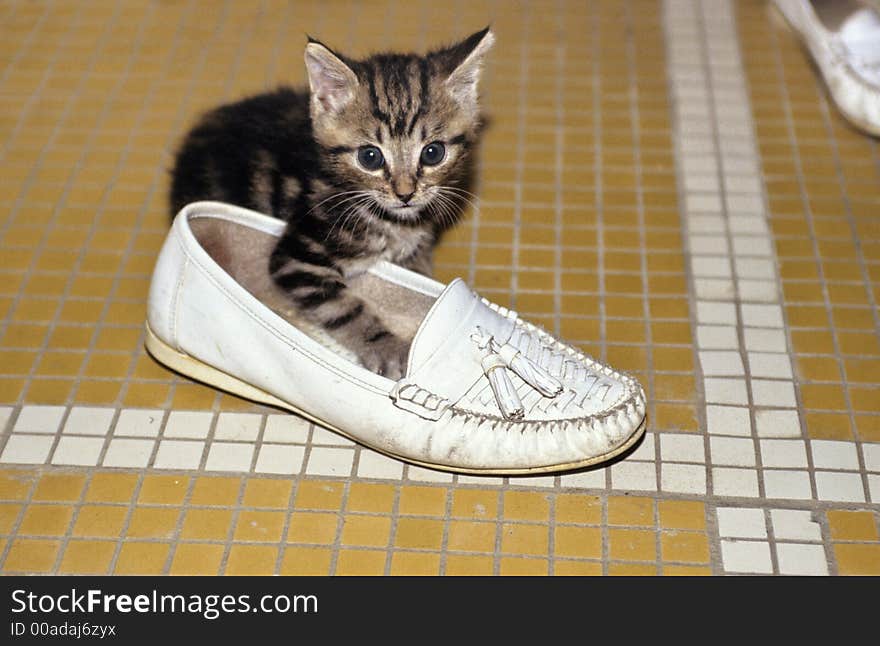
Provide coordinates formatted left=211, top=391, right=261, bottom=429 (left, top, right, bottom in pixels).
left=143, top=321, right=293, bottom=411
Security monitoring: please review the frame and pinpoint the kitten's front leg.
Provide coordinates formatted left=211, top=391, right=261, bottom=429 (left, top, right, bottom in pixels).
left=272, top=259, right=410, bottom=379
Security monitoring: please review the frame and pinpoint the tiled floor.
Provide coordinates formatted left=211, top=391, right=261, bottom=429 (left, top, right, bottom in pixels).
left=0, top=0, right=878, bottom=575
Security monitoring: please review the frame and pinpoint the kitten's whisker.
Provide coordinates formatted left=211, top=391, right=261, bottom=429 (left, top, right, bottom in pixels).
left=322, top=192, right=373, bottom=240
left=305, top=190, right=369, bottom=218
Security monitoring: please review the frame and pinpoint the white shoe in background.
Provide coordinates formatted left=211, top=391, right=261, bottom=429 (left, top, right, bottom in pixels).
left=773, top=0, right=880, bottom=136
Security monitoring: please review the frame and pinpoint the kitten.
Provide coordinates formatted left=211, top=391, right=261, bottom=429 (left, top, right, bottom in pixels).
left=169, top=27, right=494, bottom=380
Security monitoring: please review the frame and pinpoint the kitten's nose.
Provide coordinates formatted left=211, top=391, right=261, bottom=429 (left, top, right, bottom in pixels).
left=395, top=191, right=415, bottom=204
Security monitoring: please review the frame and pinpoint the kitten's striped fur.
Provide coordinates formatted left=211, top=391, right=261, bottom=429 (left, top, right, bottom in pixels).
left=170, top=28, right=494, bottom=379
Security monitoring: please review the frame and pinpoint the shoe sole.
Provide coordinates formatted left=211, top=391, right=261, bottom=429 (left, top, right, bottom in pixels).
left=144, top=321, right=647, bottom=475
left=769, top=2, right=880, bottom=137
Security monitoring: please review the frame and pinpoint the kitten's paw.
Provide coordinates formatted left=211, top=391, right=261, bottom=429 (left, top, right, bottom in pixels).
left=359, top=333, right=410, bottom=380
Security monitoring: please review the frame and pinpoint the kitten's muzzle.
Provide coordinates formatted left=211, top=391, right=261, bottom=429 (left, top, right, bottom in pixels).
left=395, top=190, right=415, bottom=205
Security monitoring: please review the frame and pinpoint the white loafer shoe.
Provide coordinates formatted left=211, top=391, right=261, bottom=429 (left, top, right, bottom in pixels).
left=145, top=201, right=647, bottom=475
left=773, top=0, right=880, bottom=136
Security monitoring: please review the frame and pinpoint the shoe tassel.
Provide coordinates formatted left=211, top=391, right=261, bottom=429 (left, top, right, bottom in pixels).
left=472, top=327, right=564, bottom=420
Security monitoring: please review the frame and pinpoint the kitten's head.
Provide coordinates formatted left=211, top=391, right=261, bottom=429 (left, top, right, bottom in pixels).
left=304, top=28, right=494, bottom=226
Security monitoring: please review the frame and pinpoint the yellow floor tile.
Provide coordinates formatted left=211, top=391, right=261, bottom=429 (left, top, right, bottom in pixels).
left=0, top=503, right=23, bottom=534
left=233, top=510, right=285, bottom=543
left=138, top=475, right=190, bottom=505
left=501, top=523, right=549, bottom=557
left=661, top=531, right=710, bottom=564
left=294, top=480, right=345, bottom=511
left=242, top=479, right=293, bottom=508
left=398, top=486, right=447, bottom=517
left=451, top=489, right=499, bottom=520
left=335, top=549, right=386, bottom=575
left=340, top=515, right=391, bottom=548
left=224, top=544, right=278, bottom=576
left=608, top=496, right=654, bottom=526
left=85, top=473, right=138, bottom=503
left=554, top=560, right=603, bottom=576
left=0, top=471, right=34, bottom=500
left=18, top=505, right=74, bottom=537
left=72, top=505, right=128, bottom=538
left=280, top=546, right=333, bottom=576
left=827, top=511, right=878, bottom=542
left=834, top=544, right=880, bottom=576
left=169, top=544, right=225, bottom=576
left=58, top=540, right=116, bottom=575
left=4, top=538, right=60, bottom=573
left=503, top=490, right=550, bottom=522
left=126, top=507, right=181, bottom=540
left=395, top=518, right=444, bottom=551
left=114, top=542, right=170, bottom=575
left=347, top=483, right=396, bottom=513
left=444, top=554, right=494, bottom=576
left=390, top=551, right=441, bottom=575
left=181, top=509, right=233, bottom=541
left=608, top=528, right=656, bottom=563
left=499, top=556, right=548, bottom=576
left=190, top=476, right=241, bottom=506
left=658, top=500, right=706, bottom=530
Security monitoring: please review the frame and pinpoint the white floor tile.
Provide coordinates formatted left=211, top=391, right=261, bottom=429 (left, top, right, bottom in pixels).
left=710, top=436, right=757, bottom=467
left=255, top=444, right=305, bottom=475
left=660, top=433, right=705, bottom=463
left=706, top=405, right=752, bottom=436
left=102, top=438, right=154, bottom=468
left=760, top=439, right=808, bottom=468
left=699, top=350, right=745, bottom=376
left=1, top=434, right=54, bottom=464
left=712, top=467, right=759, bottom=497
left=214, top=413, right=262, bottom=441
left=114, top=409, right=164, bottom=437
left=154, top=440, right=205, bottom=470
left=661, top=463, right=706, bottom=494
left=63, top=406, right=115, bottom=436
left=863, top=443, right=880, bottom=472
left=747, top=353, right=793, bottom=379
left=51, top=436, right=105, bottom=466
left=310, top=426, right=355, bottom=446
left=406, top=465, right=456, bottom=483
left=560, top=468, right=607, bottom=490
left=205, top=442, right=255, bottom=472
left=743, top=328, right=788, bottom=352
left=304, top=446, right=355, bottom=477
left=164, top=411, right=214, bottom=439
left=263, top=415, right=310, bottom=443
left=770, top=509, right=822, bottom=542
left=696, top=325, right=739, bottom=350
left=717, top=507, right=767, bottom=538
left=776, top=543, right=828, bottom=576
left=810, top=440, right=860, bottom=470
left=357, top=449, right=404, bottom=480
left=754, top=409, right=801, bottom=437
left=751, top=379, right=797, bottom=408
left=814, top=472, right=865, bottom=503
left=13, top=405, right=66, bottom=434
left=762, top=470, right=813, bottom=500
left=611, top=461, right=657, bottom=492
left=741, top=304, right=784, bottom=328
left=721, top=539, right=773, bottom=574
left=704, top=377, right=749, bottom=405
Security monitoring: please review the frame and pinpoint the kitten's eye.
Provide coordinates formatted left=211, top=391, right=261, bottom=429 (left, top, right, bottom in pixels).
left=420, top=142, right=446, bottom=166
left=357, top=146, right=384, bottom=171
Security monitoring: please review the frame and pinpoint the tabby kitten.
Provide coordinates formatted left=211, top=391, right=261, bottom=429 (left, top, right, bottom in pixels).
left=170, top=27, right=494, bottom=379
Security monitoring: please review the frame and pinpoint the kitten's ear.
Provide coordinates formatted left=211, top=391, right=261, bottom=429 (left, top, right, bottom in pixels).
left=435, top=27, right=494, bottom=106
left=304, top=38, right=359, bottom=115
